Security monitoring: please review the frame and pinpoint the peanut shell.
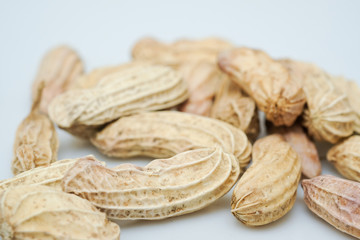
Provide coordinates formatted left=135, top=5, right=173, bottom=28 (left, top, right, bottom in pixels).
left=48, top=65, right=188, bottom=138
left=231, top=134, right=301, bottom=226
left=218, top=48, right=306, bottom=126
left=0, top=185, right=120, bottom=240
left=62, top=147, right=240, bottom=220
left=91, top=111, right=252, bottom=169
left=302, top=175, right=360, bottom=239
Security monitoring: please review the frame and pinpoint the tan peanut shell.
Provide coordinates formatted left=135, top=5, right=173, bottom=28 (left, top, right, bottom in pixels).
left=330, top=76, right=360, bottom=134
left=177, top=61, right=221, bottom=116
left=327, top=135, right=360, bottom=181
left=211, top=75, right=259, bottom=141
left=12, top=90, right=59, bottom=175
left=0, top=185, right=120, bottom=240
left=32, top=45, right=84, bottom=114
left=91, top=111, right=252, bottom=169
left=132, top=37, right=233, bottom=67
left=231, top=134, right=301, bottom=226
left=218, top=48, right=306, bottom=127
left=0, top=156, right=98, bottom=191
left=280, top=59, right=354, bottom=143
left=48, top=65, right=188, bottom=138
left=62, top=147, right=240, bottom=220
left=302, top=175, right=360, bottom=239
left=71, top=61, right=151, bottom=89
left=268, top=124, right=321, bottom=178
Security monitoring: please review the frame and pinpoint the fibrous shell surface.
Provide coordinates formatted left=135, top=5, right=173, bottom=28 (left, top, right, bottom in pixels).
left=218, top=48, right=306, bottom=127
left=280, top=59, right=354, bottom=143
left=12, top=93, right=59, bottom=175
left=32, top=45, right=84, bottom=114
left=91, top=111, right=252, bottom=169
left=0, top=156, right=98, bottom=191
left=231, top=134, right=301, bottom=226
left=302, top=175, right=360, bottom=239
left=62, top=147, right=240, bottom=220
left=0, top=185, right=120, bottom=240
left=48, top=65, right=188, bottom=138
left=327, top=135, right=360, bottom=182
left=211, top=75, right=259, bottom=141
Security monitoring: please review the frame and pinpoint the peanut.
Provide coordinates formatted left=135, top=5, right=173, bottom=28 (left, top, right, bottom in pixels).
left=330, top=76, right=360, bottom=134
left=231, top=134, right=301, bottom=226
left=302, top=175, right=360, bottom=239
left=218, top=48, right=306, bottom=126
left=48, top=65, right=188, bottom=138
left=132, top=37, right=233, bottom=68
left=280, top=59, right=354, bottom=143
left=177, top=61, right=222, bottom=116
left=90, top=111, right=252, bottom=169
left=327, top=135, right=360, bottom=182
left=12, top=87, right=58, bottom=175
left=0, top=185, right=120, bottom=240
left=32, top=45, right=84, bottom=114
left=211, top=74, right=259, bottom=141
left=268, top=124, right=321, bottom=178
left=62, top=147, right=239, bottom=220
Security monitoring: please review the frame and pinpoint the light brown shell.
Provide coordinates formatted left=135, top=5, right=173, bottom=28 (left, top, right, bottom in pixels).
left=32, top=45, right=84, bottom=114
left=327, top=135, right=360, bottom=181
left=268, top=124, right=321, bottom=178
left=231, top=134, right=301, bottom=226
left=218, top=48, right=306, bottom=127
left=71, top=61, right=151, bottom=89
left=302, top=175, right=360, bottom=239
left=48, top=65, right=188, bottom=138
left=132, top=37, right=233, bottom=68
left=280, top=59, right=354, bottom=143
left=62, top=147, right=240, bottom=220
left=211, top=74, right=259, bottom=141
left=12, top=93, right=59, bottom=175
left=91, top=111, right=252, bottom=169
left=0, top=185, right=120, bottom=240
left=177, top=61, right=222, bottom=116
left=330, top=76, right=360, bottom=134
left=1, top=156, right=99, bottom=191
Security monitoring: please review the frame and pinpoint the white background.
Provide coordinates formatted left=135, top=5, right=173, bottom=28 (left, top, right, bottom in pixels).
left=1, top=0, right=360, bottom=239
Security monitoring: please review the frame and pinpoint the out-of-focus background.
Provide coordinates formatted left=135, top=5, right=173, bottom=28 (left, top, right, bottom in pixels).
left=1, top=1, right=359, bottom=239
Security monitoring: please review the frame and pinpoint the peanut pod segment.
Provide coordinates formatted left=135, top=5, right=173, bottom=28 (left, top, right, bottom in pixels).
left=302, top=175, right=360, bottom=239
left=0, top=185, right=120, bottom=240
left=231, top=134, right=301, bottom=226
left=327, top=135, right=360, bottom=182
left=218, top=48, right=306, bottom=127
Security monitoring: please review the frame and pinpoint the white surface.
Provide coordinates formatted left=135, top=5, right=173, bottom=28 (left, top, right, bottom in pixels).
left=1, top=0, right=360, bottom=239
